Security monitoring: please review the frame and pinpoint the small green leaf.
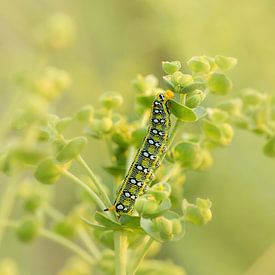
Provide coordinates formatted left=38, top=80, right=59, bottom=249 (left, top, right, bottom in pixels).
left=94, top=212, right=122, bottom=230
left=136, top=95, right=155, bottom=108
left=162, top=61, right=181, bottom=74
left=55, top=117, right=72, bottom=133
left=56, top=136, right=87, bottom=163
left=208, top=72, right=232, bottom=95
left=169, top=100, right=196, bottom=122
left=34, top=158, right=61, bottom=184
left=103, top=166, right=126, bottom=177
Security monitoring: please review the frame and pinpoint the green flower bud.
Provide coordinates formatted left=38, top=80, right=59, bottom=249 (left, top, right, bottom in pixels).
left=149, top=182, right=171, bottom=201
left=33, top=67, right=71, bottom=101
left=56, top=137, right=87, bottom=163
left=75, top=105, right=94, bottom=122
left=90, top=118, right=113, bottom=135
left=242, top=89, right=265, bottom=106
left=173, top=141, right=203, bottom=169
left=155, top=217, right=173, bottom=240
left=55, top=117, right=72, bottom=133
left=198, top=149, right=213, bottom=170
left=208, top=108, right=228, bottom=122
left=171, top=219, right=183, bottom=235
left=16, top=218, right=40, bottom=242
left=135, top=196, right=159, bottom=216
left=215, top=55, right=237, bottom=71
left=132, top=74, right=158, bottom=94
left=24, top=195, right=42, bottom=214
left=54, top=221, right=76, bottom=239
left=100, top=91, right=123, bottom=109
left=208, top=72, right=232, bottom=95
left=187, top=56, right=211, bottom=74
left=183, top=198, right=212, bottom=225
left=185, top=89, right=206, bottom=108
left=263, top=136, right=275, bottom=157
left=37, top=13, right=76, bottom=49
left=171, top=72, right=193, bottom=88
left=203, top=120, right=234, bottom=146
left=217, top=99, right=243, bottom=115
left=203, top=55, right=217, bottom=71
left=34, top=158, right=62, bottom=184
left=162, top=61, right=181, bottom=74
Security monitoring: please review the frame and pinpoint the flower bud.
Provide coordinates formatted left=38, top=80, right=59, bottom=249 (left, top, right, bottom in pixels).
left=75, top=105, right=94, bottom=122
left=16, top=218, right=40, bottom=242
left=197, top=149, right=213, bottom=170
left=100, top=91, right=123, bottom=109
left=24, top=195, right=42, bottom=214
left=172, top=141, right=203, bottom=169
left=185, top=89, right=206, bottom=108
left=149, top=182, right=171, bottom=201
left=217, top=99, right=243, bottom=115
left=187, top=56, right=211, bottom=74
left=54, top=221, right=76, bottom=239
left=171, top=72, right=193, bottom=88
left=207, top=108, right=228, bottom=122
left=242, top=89, right=265, bottom=106
left=208, top=72, right=232, bottom=95
left=34, top=158, right=62, bottom=184
left=154, top=217, right=173, bottom=240
left=135, top=196, right=159, bottom=216
left=162, top=61, right=181, bottom=74
left=215, top=55, right=237, bottom=71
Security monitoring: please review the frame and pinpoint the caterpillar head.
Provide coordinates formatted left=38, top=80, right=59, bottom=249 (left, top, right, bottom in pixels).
left=157, top=90, right=174, bottom=102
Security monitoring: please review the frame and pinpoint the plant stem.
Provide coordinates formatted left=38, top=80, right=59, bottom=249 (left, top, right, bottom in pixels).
left=0, top=220, right=94, bottom=265
left=45, top=205, right=100, bottom=259
left=114, top=231, right=128, bottom=275
left=62, top=170, right=106, bottom=210
left=130, top=237, right=154, bottom=275
left=76, top=155, right=112, bottom=206
left=40, top=228, right=94, bottom=265
left=0, top=177, right=18, bottom=246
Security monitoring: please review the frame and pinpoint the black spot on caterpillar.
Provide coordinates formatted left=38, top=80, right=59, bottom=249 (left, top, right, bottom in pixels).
left=105, top=90, right=174, bottom=215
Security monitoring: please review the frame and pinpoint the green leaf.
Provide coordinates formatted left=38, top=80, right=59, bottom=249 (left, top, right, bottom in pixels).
left=103, top=166, right=125, bottom=177
left=56, top=136, right=87, bottom=163
left=182, top=82, right=205, bottom=93
left=34, top=158, right=61, bottom=184
left=169, top=100, right=196, bottom=122
left=207, top=72, right=232, bottom=95
left=94, top=212, right=122, bottom=230
left=136, top=95, right=155, bottom=108
left=55, top=117, right=72, bottom=133
left=263, top=137, right=275, bottom=157
left=81, top=217, right=106, bottom=230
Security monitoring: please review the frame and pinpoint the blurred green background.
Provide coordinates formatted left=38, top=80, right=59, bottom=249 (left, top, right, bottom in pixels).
left=1, top=0, right=275, bottom=274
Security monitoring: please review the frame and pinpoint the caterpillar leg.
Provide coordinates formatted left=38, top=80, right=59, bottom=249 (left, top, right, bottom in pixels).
left=104, top=205, right=115, bottom=212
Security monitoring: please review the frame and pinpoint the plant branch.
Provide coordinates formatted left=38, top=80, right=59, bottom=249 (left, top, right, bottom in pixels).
left=114, top=231, right=128, bottom=275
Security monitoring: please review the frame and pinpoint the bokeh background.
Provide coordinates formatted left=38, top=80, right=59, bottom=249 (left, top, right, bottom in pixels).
left=1, top=1, right=275, bottom=274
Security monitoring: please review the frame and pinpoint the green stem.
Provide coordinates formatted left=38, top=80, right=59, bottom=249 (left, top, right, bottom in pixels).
left=0, top=220, right=94, bottom=265
left=76, top=155, right=112, bottom=206
left=131, top=237, right=154, bottom=275
left=114, top=231, right=127, bottom=275
left=62, top=170, right=106, bottom=210
left=45, top=205, right=100, bottom=259
left=0, top=178, right=18, bottom=246
left=58, top=134, right=111, bottom=207
left=40, top=228, right=94, bottom=265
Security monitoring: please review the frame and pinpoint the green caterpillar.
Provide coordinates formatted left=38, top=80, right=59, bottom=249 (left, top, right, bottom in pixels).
left=105, top=90, right=174, bottom=215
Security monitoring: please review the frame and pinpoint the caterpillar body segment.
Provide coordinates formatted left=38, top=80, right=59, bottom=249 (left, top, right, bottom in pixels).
left=106, top=90, right=174, bottom=215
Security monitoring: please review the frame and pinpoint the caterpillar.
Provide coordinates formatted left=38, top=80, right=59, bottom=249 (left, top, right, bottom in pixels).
left=105, top=90, right=174, bottom=215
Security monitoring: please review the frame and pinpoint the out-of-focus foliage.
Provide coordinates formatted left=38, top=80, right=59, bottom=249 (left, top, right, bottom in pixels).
left=1, top=1, right=275, bottom=275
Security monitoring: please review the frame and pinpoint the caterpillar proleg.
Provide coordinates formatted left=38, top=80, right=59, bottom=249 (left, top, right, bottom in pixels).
left=105, top=90, right=174, bottom=215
